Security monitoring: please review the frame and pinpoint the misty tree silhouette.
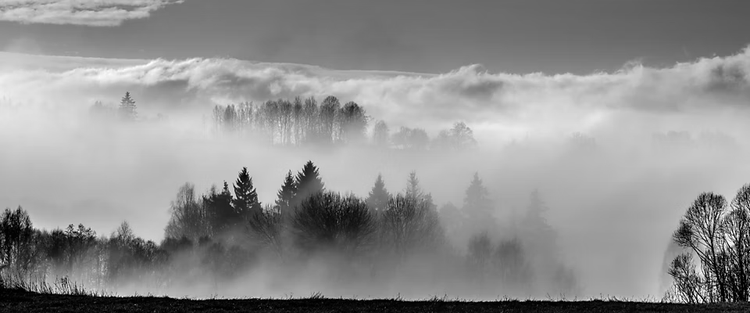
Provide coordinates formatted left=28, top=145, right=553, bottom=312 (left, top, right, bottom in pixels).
left=366, top=174, right=390, bottom=213
left=293, top=161, right=325, bottom=208
left=118, top=92, right=137, bottom=121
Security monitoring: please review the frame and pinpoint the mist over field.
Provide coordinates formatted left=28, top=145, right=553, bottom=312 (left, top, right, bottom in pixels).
left=1, top=44, right=750, bottom=301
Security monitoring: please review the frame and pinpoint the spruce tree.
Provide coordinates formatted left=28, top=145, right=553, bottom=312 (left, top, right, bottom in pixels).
left=204, top=182, right=235, bottom=235
left=119, top=92, right=137, bottom=121
left=293, top=161, right=325, bottom=204
left=522, top=189, right=554, bottom=244
left=405, top=171, right=423, bottom=200
left=275, top=170, right=298, bottom=212
left=366, top=174, right=391, bottom=212
left=233, top=167, right=262, bottom=217
left=463, top=172, right=495, bottom=233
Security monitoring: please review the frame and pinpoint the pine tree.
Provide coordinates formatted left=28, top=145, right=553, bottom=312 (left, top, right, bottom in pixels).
left=233, top=167, right=262, bottom=218
left=119, top=92, right=137, bottom=121
left=275, top=170, right=297, bottom=213
left=293, top=161, right=325, bottom=205
left=366, top=174, right=390, bottom=212
left=204, top=182, right=235, bottom=235
left=522, top=189, right=554, bottom=244
left=463, top=172, right=494, bottom=230
left=405, top=171, right=423, bottom=200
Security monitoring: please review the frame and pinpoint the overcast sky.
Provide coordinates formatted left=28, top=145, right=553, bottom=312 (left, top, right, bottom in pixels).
left=1, top=0, right=750, bottom=74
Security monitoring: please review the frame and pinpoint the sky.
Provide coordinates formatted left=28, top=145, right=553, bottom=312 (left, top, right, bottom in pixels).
left=2, top=0, right=750, bottom=299
left=1, top=0, right=750, bottom=74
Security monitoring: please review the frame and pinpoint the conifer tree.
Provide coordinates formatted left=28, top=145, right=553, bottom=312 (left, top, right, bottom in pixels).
left=405, top=171, right=423, bottom=200
left=463, top=172, right=495, bottom=234
left=119, top=92, right=137, bottom=121
left=233, top=167, right=262, bottom=217
left=366, top=174, right=390, bottom=212
left=275, top=170, right=297, bottom=212
left=205, top=182, right=235, bottom=235
left=463, top=172, right=492, bottom=217
left=293, top=161, right=325, bottom=205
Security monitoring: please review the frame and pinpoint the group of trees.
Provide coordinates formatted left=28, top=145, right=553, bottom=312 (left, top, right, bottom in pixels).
left=667, top=184, right=750, bottom=303
left=212, top=96, right=367, bottom=146
left=212, top=96, right=477, bottom=150
left=0, top=208, right=164, bottom=291
left=1, top=161, right=576, bottom=297
left=86, top=92, right=478, bottom=150
left=90, top=92, right=139, bottom=122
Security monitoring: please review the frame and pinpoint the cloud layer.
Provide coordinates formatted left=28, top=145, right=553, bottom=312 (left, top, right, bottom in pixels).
left=0, top=0, right=182, bottom=26
left=1, top=45, right=749, bottom=142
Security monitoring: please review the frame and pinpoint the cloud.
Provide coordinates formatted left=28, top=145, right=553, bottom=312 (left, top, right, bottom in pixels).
left=0, top=0, right=182, bottom=26
left=1, top=46, right=750, bottom=142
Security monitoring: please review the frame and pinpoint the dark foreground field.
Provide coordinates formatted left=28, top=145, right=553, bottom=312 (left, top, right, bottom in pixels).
left=3, top=288, right=750, bottom=313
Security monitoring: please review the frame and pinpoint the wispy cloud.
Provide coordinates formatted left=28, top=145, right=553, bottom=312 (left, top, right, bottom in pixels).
left=0, top=0, right=182, bottom=26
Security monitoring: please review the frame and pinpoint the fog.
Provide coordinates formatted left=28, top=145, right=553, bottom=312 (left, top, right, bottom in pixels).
left=1, top=46, right=750, bottom=299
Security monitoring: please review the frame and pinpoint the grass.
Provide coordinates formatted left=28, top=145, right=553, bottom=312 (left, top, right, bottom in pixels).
left=4, top=275, right=750, bottom=312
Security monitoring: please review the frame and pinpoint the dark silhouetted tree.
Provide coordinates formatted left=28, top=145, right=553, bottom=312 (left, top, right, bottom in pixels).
left=672, top=192, right=730, bottom=302
left=233, top=167, right=262, bottom=218
left=205, top=182, right=236, bottom=235
left=248, top=204, right=284, bottom=257
left=292, top=192, right=374, bottom=256
left=0, top=206, right=34, bottom=274
left=275, top=170, right=297, bottom=216
left=293, top=161, right=325, bottom=206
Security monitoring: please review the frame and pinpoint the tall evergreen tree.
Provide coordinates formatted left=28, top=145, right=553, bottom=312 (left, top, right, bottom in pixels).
left=464, top=173, right=492, bottom=216
left=366, top=174, right=390, bottom=212
left=463, top=172, right=495, bottom=233
left=405, top=171, right=423, bottom=200
left=233, top=167, right=262, bottom=217
left=118, top=92, right=137, bottom=121
left=275, top=170, right=297, bottom=213
left=293, top=161, right=325, bottom=205
left=204, top=182, right=235, bottom=235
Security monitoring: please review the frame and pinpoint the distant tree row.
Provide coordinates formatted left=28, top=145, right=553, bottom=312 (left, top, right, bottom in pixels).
left=85, top=92, right=479, bottom=150
left=211, top=95, right=477, bottom=150
left=90, top=92, right=139, bottom=122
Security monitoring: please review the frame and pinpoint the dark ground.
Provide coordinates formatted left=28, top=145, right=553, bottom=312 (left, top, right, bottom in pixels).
left=3, top=288, right=750, bottom=313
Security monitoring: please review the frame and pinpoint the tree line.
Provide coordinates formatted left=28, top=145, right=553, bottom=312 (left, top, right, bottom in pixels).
left=0, top=161, right=577, bottom=297
left=89, top=92, right=478, bottom=150
left=211, top=95, right=478, bottom=150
